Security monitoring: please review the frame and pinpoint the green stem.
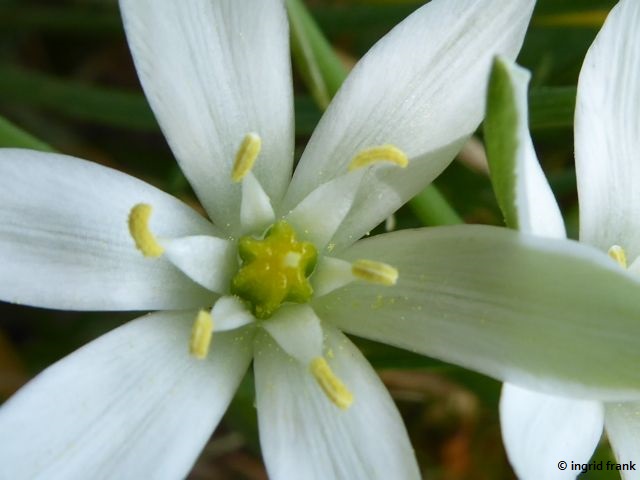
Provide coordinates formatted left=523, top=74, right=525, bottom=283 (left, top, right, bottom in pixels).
left=409, top=185, right=463, bottom=226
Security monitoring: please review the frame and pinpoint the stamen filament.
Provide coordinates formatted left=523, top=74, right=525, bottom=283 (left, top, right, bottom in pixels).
left=348, top=144, right=408, bottom=171
left=128, top=203, right=164, bottom=257
left=232, top=133, right=262, bottom=182
left=189, top=310, right=214, bottom=360
left=352, top=259, right=398, bottom=285
left=608, top=245, right=628, bottom=269
left=310, top=357, right=353, bottom=410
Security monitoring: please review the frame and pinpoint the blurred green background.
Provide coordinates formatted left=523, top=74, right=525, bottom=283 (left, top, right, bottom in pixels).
left=0, top=0, right=621, bottom=478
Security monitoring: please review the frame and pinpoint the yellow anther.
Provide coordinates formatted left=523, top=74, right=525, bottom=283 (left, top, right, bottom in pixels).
left=608, top=245, right=628, bottom=269
left=348, top=144, right=408, bottom=172
left=189, top=310, right=214, bottom=360
left=352, top=259, right=398, bottom=286
left=128, top=203, right=164, bottom=257
left=310, top=357, right=353, bottom=410
left=232, top=133, right=262, bottom=182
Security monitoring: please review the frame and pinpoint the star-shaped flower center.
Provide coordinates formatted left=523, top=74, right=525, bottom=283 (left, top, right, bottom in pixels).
left=231, top=221, right=317, bottom=319
left=126, top=133, right=402, bottom=372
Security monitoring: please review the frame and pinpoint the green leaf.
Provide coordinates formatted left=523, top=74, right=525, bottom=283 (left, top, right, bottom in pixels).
left=310, top=4, right=419, bottom=37
left=0, top=115, right=54, bottom=152
left=293, top=96, right=322, bottom=136
left=0, top=66, right=157, bottom=130
left=0, top=65, right=326, bottom=139
left=0, top=5, right=121, bottom=36
left=286, top=0, right=348, bottom=109
left=529, top=86, right=576, bottom=130
left=408, top=185, right=463, bottom=226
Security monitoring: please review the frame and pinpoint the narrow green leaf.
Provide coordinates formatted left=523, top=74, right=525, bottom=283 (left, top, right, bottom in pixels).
left=408, top=185, right=463, bottom=226
left=293, top=96, right=322, bottom=136
left=0, top=65, right=325, bottom=138
left=0, top=5, right=121, bottom=36
left=286, top=0, right=348, bottom=109
left=533, top=0, right=616, bottom=16
left=0, top=115, right=54, bottom=152
left=310, top=4, right=418, bottom=37
left=0, top=66, right=157, bottom=130
left=533, top=10, right=609, bottom=28
left=529, top=86, right=576, bottom=130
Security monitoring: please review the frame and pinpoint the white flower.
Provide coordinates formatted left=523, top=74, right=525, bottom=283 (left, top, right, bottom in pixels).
left=484, top=1, right=640, bottom=478
left=2, top=1, right=640, bottom=479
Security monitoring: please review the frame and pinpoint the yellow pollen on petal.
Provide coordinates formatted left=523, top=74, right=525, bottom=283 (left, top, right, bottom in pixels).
left=310, top=357, right=353, bottom=410
left=189, top=310, right=214, bottom=360
left=348, top=144, right=408, bottom=172
left=232, top=133, right=262, bottom=182
left=608, top=245, right=628, bottom=269
left=128, top=203, right=164, bottom=257
left=352, top=259, right=398, bottom=286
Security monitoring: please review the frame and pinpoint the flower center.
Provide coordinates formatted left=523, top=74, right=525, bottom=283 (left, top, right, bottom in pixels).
left=231, top=220, right=317, bottom=319
left=126, top=132, right=404, bottom=387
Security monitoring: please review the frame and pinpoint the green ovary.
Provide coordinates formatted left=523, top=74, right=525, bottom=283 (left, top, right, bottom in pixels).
left=231, top=221, right=318, bottom=319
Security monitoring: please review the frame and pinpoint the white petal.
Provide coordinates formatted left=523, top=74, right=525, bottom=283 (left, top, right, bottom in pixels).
left=0, top=311, right=253, bottom=480
left=211, top=295, right=254, bottom=332
left=120, top=0, right=294, bottom=230
left=605, top=402, right=640, bottom=479
left=285, top=171, right=362, bottom=249
left=312, top=257, right=354, bottom=297
left=629, top=256, right=640, bottom=275
left=163, top=235, right=236, bottom=294
left=284, top=0, right=535, bottom=249
left=0, top=149, right=215, bottom=311
left=254, top=326, right=420, bottom=480
left=333, top=140, right=468, bottom=249
left=485, top=57, right=566, bottom=239
left=262, top=304, right=323, bottom=364
left=240, top=172, right=275, bottom=235
left=313, top=226, right=640, bottom=400
left=500, top=383, right=603, bottom=480
left=575, top=0, right=640, bottom=257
